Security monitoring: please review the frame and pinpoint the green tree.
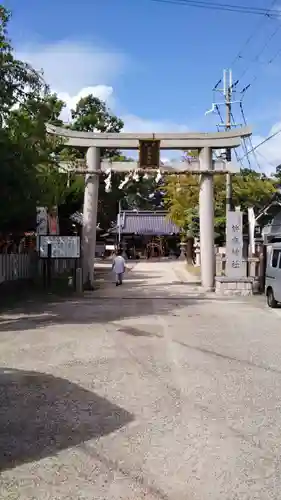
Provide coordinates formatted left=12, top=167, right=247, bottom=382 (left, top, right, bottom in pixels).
left=66, top=95, right=164, bottom=230
left=0, top=6, right=44, bottom=123
left=1, top=92, right=69, bottom=233
left=0, top=5, right=59, bottom=233
left=163, top=168, right=276, bottom=243
left=232, top=169, right=276, bottom=210
left=163, top=173, right=200, bottom=232
left=0, top=6, right=134, bottom=235
left=272, top=164, right=281, bottom=189
left=58, top=95, right=124, bottom=228
left=71, top=95, right=123, bottom=134
left=70, top=95, right=124, bottom=160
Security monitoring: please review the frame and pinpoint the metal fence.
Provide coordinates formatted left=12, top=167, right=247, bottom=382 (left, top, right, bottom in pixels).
left=0, top=253, right=77, bottom=284
left=0, top=253, right=31, bottom=283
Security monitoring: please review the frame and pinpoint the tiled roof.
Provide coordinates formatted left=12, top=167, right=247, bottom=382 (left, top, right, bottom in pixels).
left=112, top=211, right=180, bottom=235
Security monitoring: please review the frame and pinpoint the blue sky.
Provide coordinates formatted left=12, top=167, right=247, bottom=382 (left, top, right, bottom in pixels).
left=5, top=0, right=281, bottom=168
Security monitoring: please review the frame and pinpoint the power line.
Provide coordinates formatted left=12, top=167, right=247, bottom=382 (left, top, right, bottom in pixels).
left=211, top=0, right=280, bottom=170
left=154, top=0, right=281, bottom=94
left=237, top=21, right=281, bottom=82
left=151, top=0, right=281, bottom=18
left=229, top=108, right=252, bottom=169
left=239, top=101, right=262, bottom=170
left=225, top=0, right=281, bottom=101
left=212, top=0, right=280, bottom=95
left=237, top=38, right=281, bottom=93
left=213, top=103, right=242, bottom=164
left=256, top=149, right=277, bottom=168
left=209, top=70, right=235, bottom=211
left=240, top=127, right=281, bottom=161
left=229, top=0, right=279, bottom=69
left=151, top=0, right=281, bottom=171
left=208, top=70, right=268, bottom=173
left=240, top=138, right=252, bottom=169
left=214, top=104, right=224, bottom=127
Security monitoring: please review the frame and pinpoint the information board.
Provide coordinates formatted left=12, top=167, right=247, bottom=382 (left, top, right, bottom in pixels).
left=39, top=236, right=80, bottom=258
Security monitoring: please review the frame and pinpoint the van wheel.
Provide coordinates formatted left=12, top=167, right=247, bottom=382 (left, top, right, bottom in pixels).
left=267, top=288, right=278, bottom=308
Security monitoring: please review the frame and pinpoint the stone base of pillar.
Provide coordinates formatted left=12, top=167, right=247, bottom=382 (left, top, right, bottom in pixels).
left=215, top=276, right=254, bottom=296
left=201, top=286, right=215, bottom=292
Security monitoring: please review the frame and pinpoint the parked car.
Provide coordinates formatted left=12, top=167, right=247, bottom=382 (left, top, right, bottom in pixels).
left=265, top=242, right=281, bottom=307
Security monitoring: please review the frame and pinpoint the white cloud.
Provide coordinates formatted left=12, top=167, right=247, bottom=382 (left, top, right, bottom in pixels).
left=121, top=114, right=189, bottom=133
left=56, top=92, right=188, bottom=136
left=16, top=40, right=127, bottom=95
left=14, top=38, right=281, bottom=171
left=16, top=40, right=123, bottom=123
left=15, top=39, right=188, bottom=156
left=58, top=86, right=114, bottom=123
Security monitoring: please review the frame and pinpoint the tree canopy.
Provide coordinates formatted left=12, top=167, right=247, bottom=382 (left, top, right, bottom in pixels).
left=163, top=168, right=277, bottom=242
left=0, top=5, right=164, bottom=236
left=0, top=3, right=279, bottom=240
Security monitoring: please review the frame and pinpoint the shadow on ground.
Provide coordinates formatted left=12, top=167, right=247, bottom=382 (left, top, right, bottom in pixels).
left=0, top=265, right=112, bottom=311
left=0, top=367, right=133, bottom=472
left=0, top=265, right=234, bottom=333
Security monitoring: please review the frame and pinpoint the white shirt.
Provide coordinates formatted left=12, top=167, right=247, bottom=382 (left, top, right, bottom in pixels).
left=112, top=255, right=125, bottom=274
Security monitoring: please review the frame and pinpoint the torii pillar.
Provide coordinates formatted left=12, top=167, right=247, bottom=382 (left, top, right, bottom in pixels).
left=83, top=146, right=100, bottom=286
left=199, top=147, right=215, bottom=290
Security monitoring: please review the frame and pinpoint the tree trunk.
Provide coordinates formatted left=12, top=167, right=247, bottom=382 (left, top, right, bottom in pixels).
left=186, top=237, right=194, bottom=264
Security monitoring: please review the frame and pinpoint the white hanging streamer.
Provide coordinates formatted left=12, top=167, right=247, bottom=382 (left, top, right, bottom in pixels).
left=105, top=168, right=112, bottom=192
left=132, top=169, right=140, bottom=182
left=155, top=168, right=162, bottom=184
left=110, top=168, right=161, bottom=192
left=119, top=171, right=132, bottom=190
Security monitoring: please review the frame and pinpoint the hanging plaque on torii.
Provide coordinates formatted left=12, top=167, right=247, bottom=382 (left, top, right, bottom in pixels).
left=139, top=139, right=160, bottom=169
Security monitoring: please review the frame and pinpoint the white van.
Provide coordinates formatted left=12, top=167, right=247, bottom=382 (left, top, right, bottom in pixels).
left=265, top=242, right=281, bottom=307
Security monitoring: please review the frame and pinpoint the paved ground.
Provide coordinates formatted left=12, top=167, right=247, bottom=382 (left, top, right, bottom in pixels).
left=0, top=260, right=281, bottom=499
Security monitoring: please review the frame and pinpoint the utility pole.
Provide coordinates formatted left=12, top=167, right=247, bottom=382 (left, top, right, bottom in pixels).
left=224, top=69, right=232, bottom=213
left=206, top=69, right=241, bottom=214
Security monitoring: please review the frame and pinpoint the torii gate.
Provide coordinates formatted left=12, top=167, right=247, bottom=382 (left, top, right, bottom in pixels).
left=46, top=125, right=251, bottom=290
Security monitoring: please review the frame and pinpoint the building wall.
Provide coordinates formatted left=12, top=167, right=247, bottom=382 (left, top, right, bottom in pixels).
left=263, top=212, right=281, bottom=240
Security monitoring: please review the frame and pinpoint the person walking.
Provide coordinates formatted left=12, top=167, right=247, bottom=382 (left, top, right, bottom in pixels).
left=112, top=249, right=126, bottom=286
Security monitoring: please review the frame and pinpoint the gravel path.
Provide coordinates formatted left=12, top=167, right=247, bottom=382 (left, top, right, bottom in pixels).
left=0, top=260, right=280, bottom=499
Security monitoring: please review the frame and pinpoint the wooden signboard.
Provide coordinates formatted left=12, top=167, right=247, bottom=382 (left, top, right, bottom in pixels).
left=139, top=140, right=160, bottom=168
